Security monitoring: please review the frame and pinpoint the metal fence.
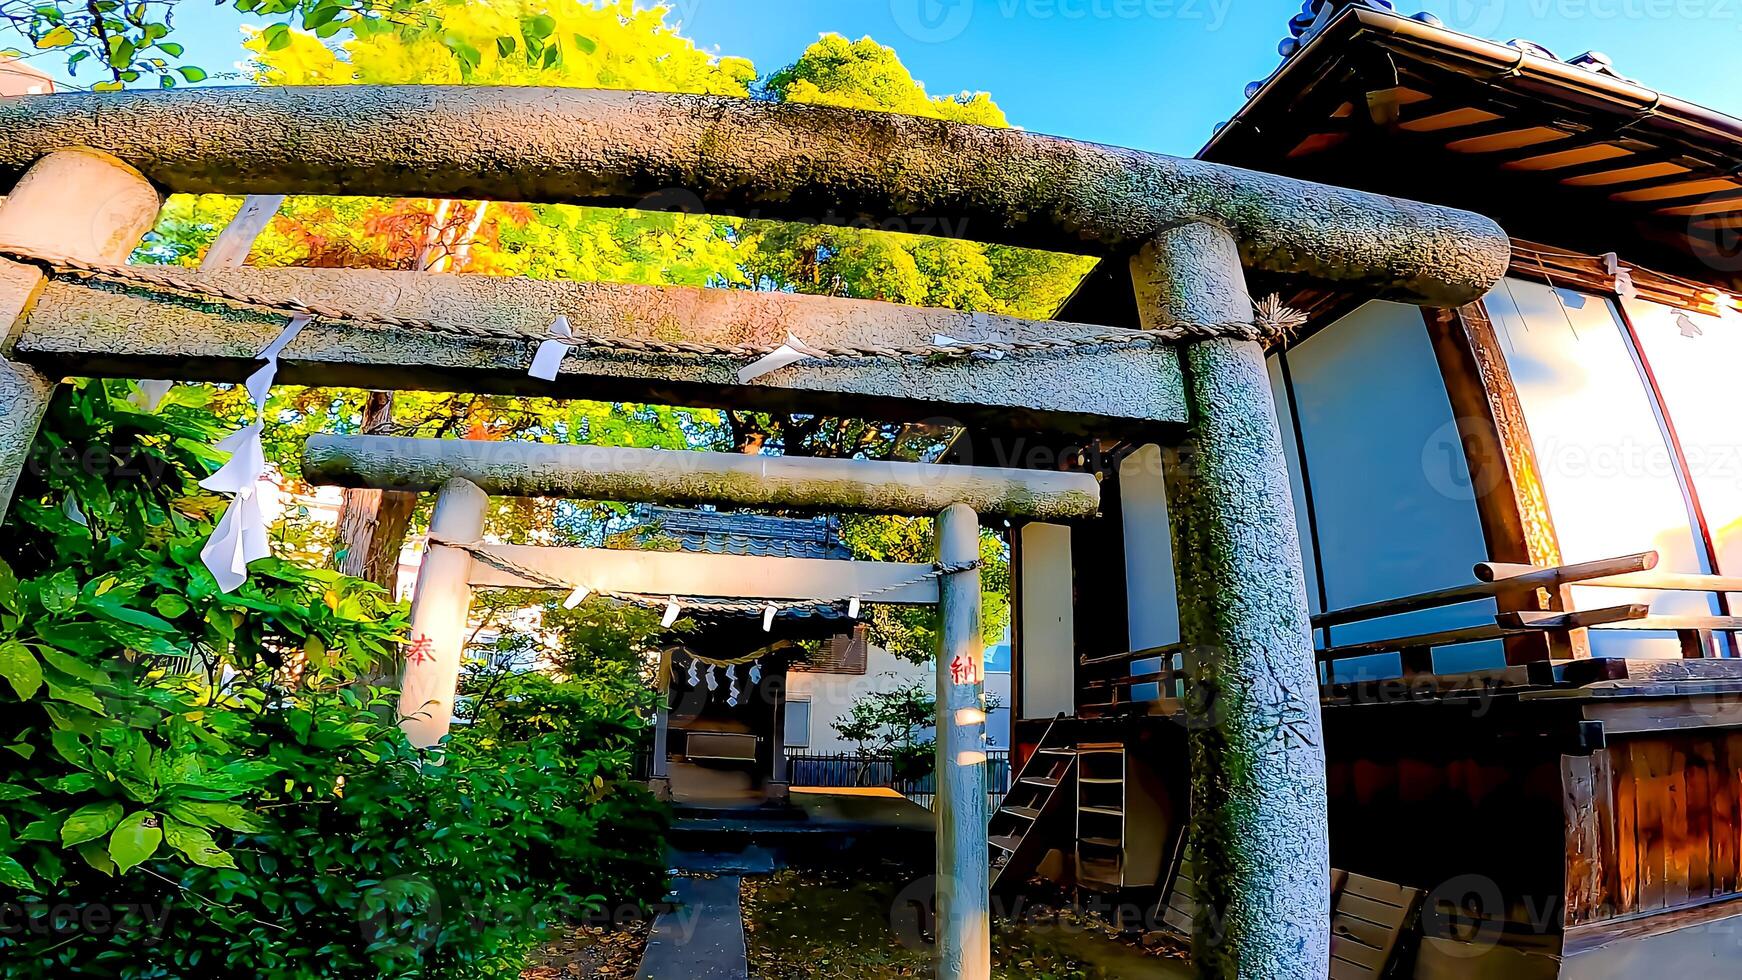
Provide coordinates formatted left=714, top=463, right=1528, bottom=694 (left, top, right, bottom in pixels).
left=784, top=749, right=1011, bottom=812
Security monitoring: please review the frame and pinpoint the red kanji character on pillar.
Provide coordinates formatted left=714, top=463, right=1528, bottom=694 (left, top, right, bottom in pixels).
left=949, top=653, right=978, bottom=686
left=405, top=634, right=435, bottom=665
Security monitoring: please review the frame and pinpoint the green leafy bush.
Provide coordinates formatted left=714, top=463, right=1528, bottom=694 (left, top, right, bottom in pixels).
left=0, top=381, right=668, bottom=978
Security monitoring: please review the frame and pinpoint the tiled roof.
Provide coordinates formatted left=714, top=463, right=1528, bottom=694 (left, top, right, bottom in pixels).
left=640, top=506, right=851, bottom=561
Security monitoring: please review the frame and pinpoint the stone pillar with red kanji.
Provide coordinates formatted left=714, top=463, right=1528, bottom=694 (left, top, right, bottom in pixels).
left=398, top=477, right=486, bottom=748
left=934, top=502, right=989, bottom=980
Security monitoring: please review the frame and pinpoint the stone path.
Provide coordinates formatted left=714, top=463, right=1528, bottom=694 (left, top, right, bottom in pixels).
left=634, top=875, right=748, bottom=980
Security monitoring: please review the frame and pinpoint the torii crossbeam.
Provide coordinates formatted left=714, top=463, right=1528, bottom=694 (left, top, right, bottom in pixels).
left=0, top=85, right=1510, bottom=980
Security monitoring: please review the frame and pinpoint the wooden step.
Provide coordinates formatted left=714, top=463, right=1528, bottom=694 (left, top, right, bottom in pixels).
left=1021, top=776, right=1061, bottom=788
left=1004, top=806, right=1042, bottom=821
left=1079, top=805, right=1124, bottom=817
left=1079, top=858, right=1123, bottom=887
left=990, top=835, right=1022, bottom=852
left=1079, top=836, right=1122, bottom=849
left=1079, top=776, right=1122, bottom=784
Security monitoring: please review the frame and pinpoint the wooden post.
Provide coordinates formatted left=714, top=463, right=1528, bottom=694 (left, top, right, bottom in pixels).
left=399, top=477, right=486, bottom=748
left=198, top=194, right=284, bottom=272
left=650, top=646, right=673, bottom=801
left=0, top=149, right=161, bottom=522
left=1131, top=223, right=1329, bottom=980
left=766, top=661, right=789, bottom=804
left=934, top=503, right=989, bottom=980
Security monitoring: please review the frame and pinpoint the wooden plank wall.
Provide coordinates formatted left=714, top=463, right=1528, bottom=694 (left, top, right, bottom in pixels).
left=1563, top=731, right=1742, bottom=926
left=1327, top=746, right=1565, bottom=914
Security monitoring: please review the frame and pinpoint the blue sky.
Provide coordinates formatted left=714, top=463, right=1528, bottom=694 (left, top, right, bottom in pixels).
left=11, top=1, right=1742, bottom=157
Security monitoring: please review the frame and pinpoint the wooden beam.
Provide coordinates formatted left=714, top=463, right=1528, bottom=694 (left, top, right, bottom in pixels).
left=1313, top=553, right=1657, bottom=630
left=464, top=545, right=940, bottom=603
left=1422, top=302, right=1573, bottom=662
left=13, top=267, right=1186, bottom=433
left=1499, top=604, right=1650, bottom=629
left=1586, top=616, right=1742, bottom=632
left=1474, top=551, right=1660, bottom=585
left=1493, top=569, right=1742, bottom=593
left=303, top=434, right=1102, bottom=520
left=0, top=85, right=1512, bottom=306
left=1319, top=623, right=1512, bottom=661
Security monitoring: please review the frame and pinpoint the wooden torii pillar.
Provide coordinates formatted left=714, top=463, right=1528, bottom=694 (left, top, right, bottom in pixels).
left=305, top=434, right=1099, bottom=980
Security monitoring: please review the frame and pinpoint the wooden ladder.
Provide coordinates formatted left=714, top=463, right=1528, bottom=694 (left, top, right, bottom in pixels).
left=989, top=717, right=1079, bottom=893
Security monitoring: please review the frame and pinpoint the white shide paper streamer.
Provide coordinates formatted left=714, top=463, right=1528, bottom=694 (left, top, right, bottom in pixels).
left=199, top=314, right=310, bottom=593
left=737, top=333, right=828, bottom=384
left=528, top=314, right=575, bottom=381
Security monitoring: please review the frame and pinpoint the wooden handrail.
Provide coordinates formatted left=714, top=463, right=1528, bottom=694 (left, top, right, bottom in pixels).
left=1074, top=549, right=1742, bottom=711
left=1481, top=565, right=1742, bottom=593
left=1473, top=551, right=1659, bottom=584
left=1497, top=604, right=1651, bottom=630
left=1314, top=551, right=1658, bottom=629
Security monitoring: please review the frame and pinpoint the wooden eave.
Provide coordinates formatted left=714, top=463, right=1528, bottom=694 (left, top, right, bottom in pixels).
left=1197, top=6, right=1742, bottom=295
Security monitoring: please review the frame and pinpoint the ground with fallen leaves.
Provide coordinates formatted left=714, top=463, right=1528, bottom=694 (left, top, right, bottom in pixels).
left=741, top=865, right=1191, bottom=979
left=521, top=919, right=651, bottom=979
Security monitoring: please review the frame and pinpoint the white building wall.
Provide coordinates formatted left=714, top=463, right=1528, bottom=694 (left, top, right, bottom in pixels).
left=785, top=646, right=1012, bottom=753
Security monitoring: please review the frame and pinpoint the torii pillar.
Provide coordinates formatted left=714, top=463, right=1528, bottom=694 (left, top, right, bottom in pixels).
left=0, top=149, right=162, bottom=521
left=934, top=502, right=989, bottom=980
left=1132, top=222, right=1328, bottom=980
left=399, top=477, right=486, bottom=748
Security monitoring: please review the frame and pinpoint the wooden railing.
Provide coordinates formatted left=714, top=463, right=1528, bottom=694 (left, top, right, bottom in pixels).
left=1076, top=549, right=1742, bottom=713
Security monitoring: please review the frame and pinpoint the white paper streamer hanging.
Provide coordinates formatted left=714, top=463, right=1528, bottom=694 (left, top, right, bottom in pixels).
left=199, top=314, right=309, bottom=593
left=847, top=596, right=861, bottom=619
left=762, top=603, right=778, bottom=632
left=528, top=314, right=574, bottom=381
left=198, top=425, right=275, bottom=593
left=686, top=658, right=700, bottom=686
left=662, top=597, right=682, bottom=628
left=748, top=661, right=761, bottom=686
left=705, top=665, right=719, bottom=692
left=737, top=333, right=827, bottom=384
left=1601, top=252, right=1638, bottom=300
left=932, top=333, right=1004, bottom=361
left=562, top=584, right=592, bottom=609
left=726, top=665, right=740, bottom=707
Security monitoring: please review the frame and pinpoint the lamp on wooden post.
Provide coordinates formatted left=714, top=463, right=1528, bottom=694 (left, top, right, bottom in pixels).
left=934, top=502, right=990, bottom=980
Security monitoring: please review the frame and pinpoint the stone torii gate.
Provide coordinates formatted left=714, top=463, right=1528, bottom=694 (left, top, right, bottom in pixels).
left=301, top=433, right=1105, bottom=978
left=0, top=86, right=1509, bottom=980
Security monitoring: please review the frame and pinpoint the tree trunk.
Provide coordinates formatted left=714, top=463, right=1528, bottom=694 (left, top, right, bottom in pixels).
left=334, top=391, right=418, bottom=595
left=339, top=197, right=487, bottom=592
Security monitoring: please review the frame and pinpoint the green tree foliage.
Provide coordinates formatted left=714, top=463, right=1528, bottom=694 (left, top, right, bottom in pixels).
left=0, top=381, right=668, bottom=977
left=4, top=0, right=455, bottom=89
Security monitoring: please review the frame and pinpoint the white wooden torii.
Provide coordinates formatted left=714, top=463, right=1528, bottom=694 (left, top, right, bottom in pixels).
left=303, top=431, right=1103, bottom=974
